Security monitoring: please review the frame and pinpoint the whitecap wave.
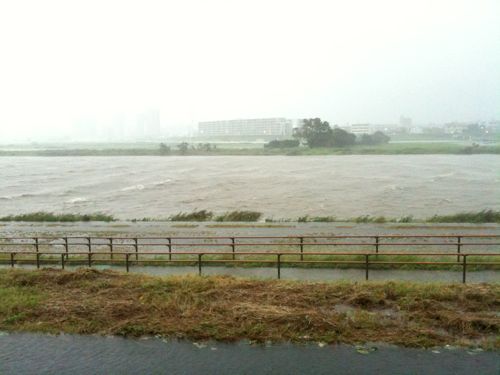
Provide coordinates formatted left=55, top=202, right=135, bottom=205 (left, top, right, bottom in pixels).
left=431, top=172, right=455, bottom=181
left=121, top=184, right=145, bottom=192
left=384, top=184, right=404, bottom=191
left=151, top=179, right=172, bottom=186
left=1, top=192, right=37, bottom=199
left=65, top=197, right=88, bottom=204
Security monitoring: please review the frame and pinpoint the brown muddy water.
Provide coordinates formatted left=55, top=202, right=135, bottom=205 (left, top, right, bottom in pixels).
left=0, top=155, right=499, bottom=219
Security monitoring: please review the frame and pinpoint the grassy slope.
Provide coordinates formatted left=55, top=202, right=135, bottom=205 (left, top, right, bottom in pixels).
left=0, top=269, right=498, bottom=349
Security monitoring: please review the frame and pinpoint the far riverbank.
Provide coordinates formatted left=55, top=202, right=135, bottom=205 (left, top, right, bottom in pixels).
left=1, top=141, right=500, bottom=156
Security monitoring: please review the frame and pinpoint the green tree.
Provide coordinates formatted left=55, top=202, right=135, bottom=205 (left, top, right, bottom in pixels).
left=196, top=143, right=213, bottom=152
left=358, top=131, right=390, bottom=145
left=331, top=127, right=356, bottom=147
left=177, top=142, right=189, bottom=155
left=294, top=118, right=333, bottom=147
left=359, top=134, right=374, bottom=145
left=372, top=131, right=390, bottom=144
left=159, top=143, right=171, bottom=155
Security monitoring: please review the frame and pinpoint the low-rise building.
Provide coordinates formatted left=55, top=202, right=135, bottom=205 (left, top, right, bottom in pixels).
left=198, top=118, right=293, bottom=140
left=349, top=124, right=373, bottom=135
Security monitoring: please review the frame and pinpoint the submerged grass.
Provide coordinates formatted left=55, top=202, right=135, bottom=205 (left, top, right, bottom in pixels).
left=0, top=269, right=498, bottom=349
left=1, top=210, right=499, bottom=223
left=287, top=211, right=500, bottom=224
left=168, top=210, right=262, bottom=222
left=215, top=211, right=262, bottom=222
left=428, top=210, right=500, bottom=224
left=169, top=210, right=214, bottom=221
left=0, top=212, right=116, bottom=222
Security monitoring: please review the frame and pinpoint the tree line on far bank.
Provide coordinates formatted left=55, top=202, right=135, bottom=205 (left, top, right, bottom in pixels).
left=266, top=118, right=390, bottom=148
left=160, top=117, right=390, bottom=153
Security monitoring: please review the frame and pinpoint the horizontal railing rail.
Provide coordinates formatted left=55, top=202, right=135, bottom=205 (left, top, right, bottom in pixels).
left=0, top=247, right=499, bottom=283
left=1, top=234, right=499, bottom=282
left=1, top=235, right=499, bottom=264
left=0, top=251, right=500, bottom=283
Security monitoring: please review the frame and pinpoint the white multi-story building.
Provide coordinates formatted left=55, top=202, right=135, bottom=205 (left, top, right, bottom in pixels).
left=198, top=118, right=293, bottom=139
left=349, top=124, right=374, bottom=135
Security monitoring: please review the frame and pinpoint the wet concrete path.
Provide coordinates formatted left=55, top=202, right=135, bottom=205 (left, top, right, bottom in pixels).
left=1, top=263, right=498, bottom=283
left=0, top=333, right=498, bottom=375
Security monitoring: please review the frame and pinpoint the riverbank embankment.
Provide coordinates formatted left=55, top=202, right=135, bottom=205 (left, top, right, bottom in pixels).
left=1, top=269, right=498, bottom=349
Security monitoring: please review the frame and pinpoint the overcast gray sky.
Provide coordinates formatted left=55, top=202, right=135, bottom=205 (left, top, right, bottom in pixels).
left=0, top=0, right=499, bottom=141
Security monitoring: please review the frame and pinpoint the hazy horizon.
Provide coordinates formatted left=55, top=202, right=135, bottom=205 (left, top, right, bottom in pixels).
left=1, top=0, right=499, bottom=142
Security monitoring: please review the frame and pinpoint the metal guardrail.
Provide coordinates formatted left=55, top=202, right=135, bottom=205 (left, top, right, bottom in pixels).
left=1, top=234, right=499, bottom=259
left=0, top=250, right=499, bottom=283
left=0, top=235, right=499, bottom=283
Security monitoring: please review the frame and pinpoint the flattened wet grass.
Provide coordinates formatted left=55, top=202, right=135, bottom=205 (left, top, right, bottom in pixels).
left=0, top=269, right=498, bottom=349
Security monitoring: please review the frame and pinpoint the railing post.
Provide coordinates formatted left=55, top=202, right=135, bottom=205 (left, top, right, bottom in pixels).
left=10, top=253, right=15, bottom=268
left=61, top=253, right=65, bottom=270
left=134, top=238, right=138, bottom=261
left=88, top=252, right=92, bottom=268
left=36, top=252, right=40, bottom=269
left=365, top=254, right=369, bottom=281
left=87, top=237, right=92, bottom=253
left=198, top=253, right=203, bottom=276
left=34, top=237, right=39, bottom=254
left=375, top=236, right=379, bottom=256
left=277, top=253, right=281, bottom=279
left=462, top=254, right=467, bottom=284
left=457, top=236, right=461, bottom=263
left=125, top=253, right=130, bottom=272
left=167, top=238, right=172, bottom=261
left=231, top=237, right=235, bottom=260
left=64, top=237, right=69, bottom=260
left=109, top=238, right=113, bottom=260
left=299, top=237, right=304, bottom=261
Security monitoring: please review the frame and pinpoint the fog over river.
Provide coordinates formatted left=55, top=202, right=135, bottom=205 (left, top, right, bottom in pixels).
left=0, top=155, right=498, bottom=220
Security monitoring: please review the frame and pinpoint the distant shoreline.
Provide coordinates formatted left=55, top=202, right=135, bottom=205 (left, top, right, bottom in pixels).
left=1, top=141, right=500, bottom=156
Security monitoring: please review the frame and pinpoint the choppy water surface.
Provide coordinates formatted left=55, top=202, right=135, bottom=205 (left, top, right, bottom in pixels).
left=0, top=333, right=498, bottom=375
left=0, top=155, right=498, bottom=219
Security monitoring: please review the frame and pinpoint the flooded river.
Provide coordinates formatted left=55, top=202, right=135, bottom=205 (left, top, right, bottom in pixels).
left=0, top=333, right=498, bottom=375
left=0, top=155, right=499, bottom=219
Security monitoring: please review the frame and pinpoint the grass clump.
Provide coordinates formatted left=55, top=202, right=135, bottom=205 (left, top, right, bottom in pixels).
left=167, top=209, right=264, bottom=222
left=353, top=215, right=372, bottom=223
left=427, top=210, right=500, bottom=223
left=0, top=284, right=44, bottom=326
left=0, top=269, right=498, bottom=349
left=215, top=211, right=262, bottom=222
left=311, top=216, right=337, bottom=222
left=0, top=212, right=115, bottom=222
left=169, top=210, right=214, bottom=221
left=297, top=215, right=337, bottom=223
left=397, top=215, right=414, bottom=223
